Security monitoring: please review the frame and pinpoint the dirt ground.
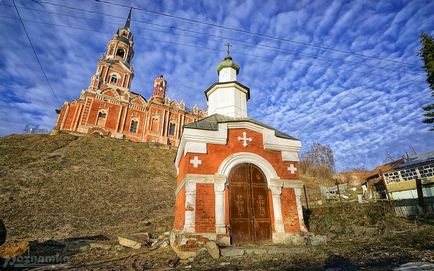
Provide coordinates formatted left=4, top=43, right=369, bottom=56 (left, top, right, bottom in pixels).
left=2, top=225, right=432, bottom=270
left=1, top=134, right=433, bottom=270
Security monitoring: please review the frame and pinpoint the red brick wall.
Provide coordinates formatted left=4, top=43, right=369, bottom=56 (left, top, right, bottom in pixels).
left=281, top=188, right=300, bottom=233
left=195, top=184, right=215, bottom=233
left=178, top=128, right=299, bottom=181
left=56, top=92, right=203, bottom=146
left=63, top=105, right=77, bottom=130
left=173, top=188, right=185, bottom=230
left=55, top=106, right=67, bottom=129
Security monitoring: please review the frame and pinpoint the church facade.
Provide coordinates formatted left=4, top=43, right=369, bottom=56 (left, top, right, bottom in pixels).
left=171, top=51, right=306, bottom=252
left=54, top=10, right=205, bottom=146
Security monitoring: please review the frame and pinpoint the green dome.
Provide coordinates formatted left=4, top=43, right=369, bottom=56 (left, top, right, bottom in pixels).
left=216, top=56, right=240, bottom=75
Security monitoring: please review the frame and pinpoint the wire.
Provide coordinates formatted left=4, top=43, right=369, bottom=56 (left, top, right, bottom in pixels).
left=91, top=0, right=421, bottom=68
left=0, top=14, right=424, bottom=85
left=4, top=2, right=424, bottom=77
left=11, top=0, right=61, bottom=104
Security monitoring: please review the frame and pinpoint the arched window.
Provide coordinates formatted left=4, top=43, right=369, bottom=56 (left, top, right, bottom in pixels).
left=116, top=48, right=125, bottom=58
left=130, top=119, right=138, bottom=133
left=97, top=110, right=107, bottom=126
left=168, top=122, right=176, bottom=136
left=110, top=74, right=118, bottom=84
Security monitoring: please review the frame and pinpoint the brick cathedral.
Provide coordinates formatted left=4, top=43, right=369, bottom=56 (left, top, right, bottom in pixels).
left=54, top=10, right=205, bottom=146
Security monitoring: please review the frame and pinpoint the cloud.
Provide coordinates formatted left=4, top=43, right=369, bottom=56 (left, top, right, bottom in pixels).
left=0, top=0, right=433, bottom=171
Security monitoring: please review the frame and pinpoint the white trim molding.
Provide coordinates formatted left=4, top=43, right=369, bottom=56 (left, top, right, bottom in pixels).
left=218, top=152, right=279, bottom=183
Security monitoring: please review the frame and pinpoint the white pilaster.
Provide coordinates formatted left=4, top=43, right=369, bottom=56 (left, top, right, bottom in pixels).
left=270, top=182, right=284, bottom=233
left=214, top=175, right=227, bottom=234
left=294, top=187, right=307, bottom=232
left=184, top=181, right=196, bottom=233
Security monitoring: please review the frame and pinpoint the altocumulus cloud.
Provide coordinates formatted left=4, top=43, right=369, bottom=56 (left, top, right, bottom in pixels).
left=0, top=0, right=433, bottom=171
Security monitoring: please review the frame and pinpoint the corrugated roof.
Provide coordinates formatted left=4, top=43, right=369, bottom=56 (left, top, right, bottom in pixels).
left=364, top=158, right=405, bottom=180
left=398, top=150, right=434, bottom=169
left=183, top=114, right=298, bottom=141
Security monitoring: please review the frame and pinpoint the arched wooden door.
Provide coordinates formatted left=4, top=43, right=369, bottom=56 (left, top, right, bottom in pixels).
left=228, top=163, right=272, bottom=245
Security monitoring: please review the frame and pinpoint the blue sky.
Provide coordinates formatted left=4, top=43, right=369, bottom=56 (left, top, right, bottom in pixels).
left=0, top=0, right=433, bottom=171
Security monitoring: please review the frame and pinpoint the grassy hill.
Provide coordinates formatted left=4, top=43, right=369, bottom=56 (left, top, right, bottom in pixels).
left=1, top=133, right=434, bottom=270
left=0, top=133, right=177, bottom=242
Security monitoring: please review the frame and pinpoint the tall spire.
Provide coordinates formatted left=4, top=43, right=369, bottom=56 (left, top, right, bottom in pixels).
left=124, top=7, right=132, bottom=29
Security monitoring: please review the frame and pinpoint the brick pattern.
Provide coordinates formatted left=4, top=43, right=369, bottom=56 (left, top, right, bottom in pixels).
left=173, top=188, right=185, bottom=230
left=195, top=184, right=216, bottom=233
left=280, top=188, right=300, bottom=233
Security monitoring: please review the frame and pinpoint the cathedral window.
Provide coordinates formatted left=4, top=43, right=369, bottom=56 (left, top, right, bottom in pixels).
left=130, top=119, right=138, bottom=133
left=110, top=74, right=118, bottom=84
left=168, top=122, right=176, bottom=136
left=97, top=110, right=107, bottom=126
left=116, top=48, right=125, bottom=58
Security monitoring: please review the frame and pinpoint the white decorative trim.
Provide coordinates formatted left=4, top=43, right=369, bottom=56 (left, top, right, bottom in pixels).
left=184, top=142, right=207, bottom=156
left=206, top=82, right=248, bottom=98
left=281, top=151, right=299, bottom=162
left=174, top=124, right=227, bottom=170
left=288, top=164, right=297, bottom=174
left=214, top=175, right=227, bottom=234
left=190, top=156, right=202, bottom=168
left=281, top=179, right=304, bottom=188
left=184, top=181, right=196, bottom=233
left=237, top=131, right=252, bottom=147
left=263, top=129, right=302, bottom=152
left=294, top=187, right=308, bottom=232
left=175, top=121, right=301, bottom=171
left=175, top=174, right=215, bottom=196
left=270, top=180, right=285, bottom=233
left=218, top=152, right=279, bottom=183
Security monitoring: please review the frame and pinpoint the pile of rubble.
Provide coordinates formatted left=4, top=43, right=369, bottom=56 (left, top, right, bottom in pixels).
left=84, top=231, right=171, bottom=252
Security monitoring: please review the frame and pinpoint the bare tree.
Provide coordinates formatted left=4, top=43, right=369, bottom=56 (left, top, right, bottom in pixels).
left=300, top=142, right=335, bottom=180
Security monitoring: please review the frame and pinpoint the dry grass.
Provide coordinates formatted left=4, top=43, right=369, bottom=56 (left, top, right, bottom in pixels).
left=0, top=133, right=177, bottom=242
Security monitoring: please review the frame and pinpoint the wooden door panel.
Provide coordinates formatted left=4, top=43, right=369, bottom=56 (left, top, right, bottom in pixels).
left=251, top=187, right=269, bottom=218
left=230, top=185, right=249, bottom=219
left=253, top=221, right=272, bottom=243
left=250, top=165, right=272, bottom=243
left=229, top=163, right=271, bottom=245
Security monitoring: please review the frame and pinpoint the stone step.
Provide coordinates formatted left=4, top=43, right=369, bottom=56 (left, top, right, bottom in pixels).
left=219, top=245, right=306, bottom=257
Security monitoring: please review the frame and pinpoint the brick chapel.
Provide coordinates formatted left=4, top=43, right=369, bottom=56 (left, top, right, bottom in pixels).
left=54, top=10, right=205, bottom=146
left=171, top=48, right=306, bottom=251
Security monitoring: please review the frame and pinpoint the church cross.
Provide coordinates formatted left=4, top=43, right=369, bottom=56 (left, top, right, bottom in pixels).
left=288, top=164, right=297, bottom=174
left=190, top=156, right=202, bottom=168
left=237, top=131, right=252, bottom=147
left=225, top=42, right=232, bottom=56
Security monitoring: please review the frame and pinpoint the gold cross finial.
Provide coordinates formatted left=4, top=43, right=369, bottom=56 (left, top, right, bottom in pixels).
left=225, top=42, right=232, bottom=56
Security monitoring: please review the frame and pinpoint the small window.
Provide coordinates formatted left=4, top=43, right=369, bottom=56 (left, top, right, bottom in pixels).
left=110, top=74, right=118, bottom=84
left=97, top=111, right=107, bottom=126
left=116, top=48, right=125, bottom=58
left=168, top=122, right=176, bottom=136
left=130, top=119, right=138, bottom=133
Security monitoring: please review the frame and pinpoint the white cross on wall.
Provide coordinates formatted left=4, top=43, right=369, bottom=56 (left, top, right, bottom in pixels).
left=237, top=131, right=252, bottom=147
left=190, top=156, right=202, bottom=168
left=288, top=164, right=297, bottom=174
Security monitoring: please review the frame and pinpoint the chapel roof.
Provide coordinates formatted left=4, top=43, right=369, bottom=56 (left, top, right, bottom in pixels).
left=183, top=113, right=298, bottom=141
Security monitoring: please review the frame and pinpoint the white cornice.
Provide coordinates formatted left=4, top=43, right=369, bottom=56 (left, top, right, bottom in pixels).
left=174, top=121, right=301, bottom=171
left=205, top=82, right=249, bottom=99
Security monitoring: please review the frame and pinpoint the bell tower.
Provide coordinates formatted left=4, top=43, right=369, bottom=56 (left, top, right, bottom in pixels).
left=152, top=75, right=167, bottom=103
left=89, top=8, right=135, bottom=94
left=205, top=43, right=250, bottom=118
